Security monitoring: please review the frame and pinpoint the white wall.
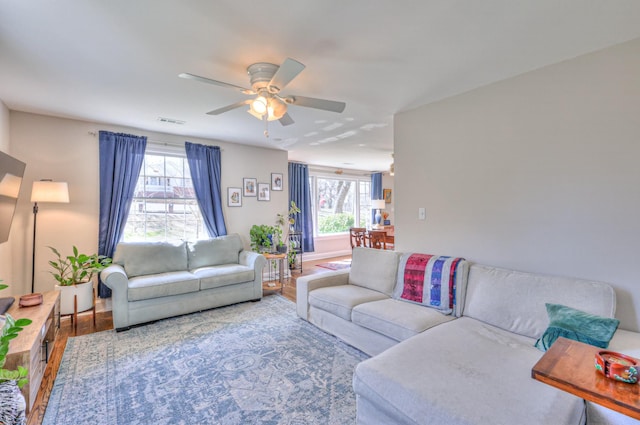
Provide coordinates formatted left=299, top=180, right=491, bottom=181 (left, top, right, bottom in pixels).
left=395, top=37, right=640, bottom=331
left=9, top=112, right=288, bottom=295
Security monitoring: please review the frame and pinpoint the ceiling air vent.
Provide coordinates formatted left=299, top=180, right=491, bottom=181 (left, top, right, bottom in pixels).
left=157, top=117, right=185, bottom=125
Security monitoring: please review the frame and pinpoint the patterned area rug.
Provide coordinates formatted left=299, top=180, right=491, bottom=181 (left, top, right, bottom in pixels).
left=315, top=260, right=351, bottom=271
left=43, top=296, right=367, bottom=425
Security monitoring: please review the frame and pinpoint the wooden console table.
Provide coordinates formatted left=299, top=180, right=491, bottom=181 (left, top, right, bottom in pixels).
left=5, top=291, right=60, bottom=413
left=532, top=337, right=640, bottom=420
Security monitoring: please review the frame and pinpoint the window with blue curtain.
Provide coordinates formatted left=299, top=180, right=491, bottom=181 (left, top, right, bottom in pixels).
left=371, top=172, right=383, bottom=223
left=185, top=142, right=227, bottom=237
left=288, top=162, right=314, bottom=253
left=98, top=131, right=147, bottom=297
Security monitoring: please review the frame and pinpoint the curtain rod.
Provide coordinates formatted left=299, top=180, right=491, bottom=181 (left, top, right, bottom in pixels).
left=88, top=132, right=221, bottom=150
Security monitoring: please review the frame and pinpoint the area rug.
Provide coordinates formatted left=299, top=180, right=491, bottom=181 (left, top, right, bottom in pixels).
left=315, top=260, right=351, bottom=271
left=43, top=296, right=368, bottom=425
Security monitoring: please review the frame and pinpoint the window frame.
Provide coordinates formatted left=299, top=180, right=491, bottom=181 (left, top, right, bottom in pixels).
left=122, top=143, right=205, bottom=243
left=308, top=170, right=372, bottom=237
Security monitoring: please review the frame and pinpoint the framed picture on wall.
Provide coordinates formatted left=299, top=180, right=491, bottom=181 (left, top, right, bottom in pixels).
left=243, top=178, right=257, bottom=197
left=227, top=187, right=242, bottom=207
left=383, top=188, right=392, bottom=203
left=258, top=183, right=270, bottom=201
left=271, top=173, right=283, bottom=191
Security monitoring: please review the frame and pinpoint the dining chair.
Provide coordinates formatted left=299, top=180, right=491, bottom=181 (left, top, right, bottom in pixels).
left=349, top=227, right=368, bottom=249
left=368, top=230, right=387, bottom=250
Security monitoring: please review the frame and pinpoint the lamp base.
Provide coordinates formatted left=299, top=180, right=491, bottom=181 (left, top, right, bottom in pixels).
left=374, top=209, right=382, bottom=229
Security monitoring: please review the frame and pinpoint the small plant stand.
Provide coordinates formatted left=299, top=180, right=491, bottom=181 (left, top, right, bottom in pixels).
left=263, top=253, right=286, bottom=294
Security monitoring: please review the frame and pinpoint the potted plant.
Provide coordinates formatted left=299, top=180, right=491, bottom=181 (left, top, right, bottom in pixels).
left=249, top=225, right=275, bottom=253
left=287, top=249, right=298, bottom=270
left=0, top=281, right=31, bottom=424
left=48, top=246, right=112, bottom=316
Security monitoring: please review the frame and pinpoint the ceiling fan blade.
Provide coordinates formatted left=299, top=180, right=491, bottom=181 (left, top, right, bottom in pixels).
left=288, top=95, right=346, bottom=113
left=278, top=113, right=295, bottom=126
left=268, top=58, right=305, bottom=92
left=179, top=73, right=254, bottom=94
left=206, top=100, right=251, bottom=115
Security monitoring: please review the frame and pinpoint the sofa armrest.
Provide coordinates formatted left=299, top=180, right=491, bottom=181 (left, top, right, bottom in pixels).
left=100, top=264, right=130, bottom=330
left=296, top=269, right=350, bottom=320
left=239, top=250, right=267, bottom=271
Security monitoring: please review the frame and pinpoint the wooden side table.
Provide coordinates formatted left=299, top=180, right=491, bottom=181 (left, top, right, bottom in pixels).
left=532, top=337, right=640, bottom=420
left=263, top=253, right=286, bottom=294
left=5, top=291, right=60, bottom=413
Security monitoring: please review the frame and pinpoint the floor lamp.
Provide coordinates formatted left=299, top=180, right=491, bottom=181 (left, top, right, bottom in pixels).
left=31, top=180, right=69, bottom=294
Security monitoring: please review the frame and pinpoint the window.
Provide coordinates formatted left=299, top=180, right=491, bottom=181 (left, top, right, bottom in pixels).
left=309, top=172, right=372, bottom=236
left=123, top=151, right=205, bottom=242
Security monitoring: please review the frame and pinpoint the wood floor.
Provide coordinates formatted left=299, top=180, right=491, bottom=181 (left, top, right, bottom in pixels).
left=27, top=255, right=350, bottom=425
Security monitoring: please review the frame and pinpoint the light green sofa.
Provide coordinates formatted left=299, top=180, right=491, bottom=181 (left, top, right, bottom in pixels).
left=101, top=233, right=266, bottom=330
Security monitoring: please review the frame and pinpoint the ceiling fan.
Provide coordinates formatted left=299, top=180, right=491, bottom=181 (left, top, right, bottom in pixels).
left=179, top=58, right=346, bottom=129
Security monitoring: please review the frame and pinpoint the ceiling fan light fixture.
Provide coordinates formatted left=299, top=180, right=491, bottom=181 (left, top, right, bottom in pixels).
left=267, top=97, right=287, bottom=121
left=250, top=96, right=268, bottom=115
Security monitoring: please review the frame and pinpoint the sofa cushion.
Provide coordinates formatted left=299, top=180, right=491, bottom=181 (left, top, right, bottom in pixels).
left=309, top=285, right=388, bottom=321
left=349, top=247, right=401, bottom=296
left=535, top=303, right=619, bottom=351
left=353, top=317, right=585, bottom=425
left=192, top=264, right=255, bottom=290
left=114, top=241, right=188, bottom=278
left=127, top=271, right=199, bottom=301
left=463, top=264, right=616, bottom=339
left=188, top=234, right=243, bottom=269
left=352, top=299, right=455, bottom=342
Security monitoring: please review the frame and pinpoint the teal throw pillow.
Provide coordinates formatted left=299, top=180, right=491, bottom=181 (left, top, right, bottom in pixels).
left=535, top=303, right=619, bottom=352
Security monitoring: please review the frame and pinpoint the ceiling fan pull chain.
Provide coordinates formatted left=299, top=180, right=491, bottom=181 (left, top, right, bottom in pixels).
left=264, top=114, right=269, bottom=138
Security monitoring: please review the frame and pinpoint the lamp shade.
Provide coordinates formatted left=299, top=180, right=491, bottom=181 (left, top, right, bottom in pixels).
left=372, top=199, right=386, bottom=210
left=31, top=180, right=69, bottom=203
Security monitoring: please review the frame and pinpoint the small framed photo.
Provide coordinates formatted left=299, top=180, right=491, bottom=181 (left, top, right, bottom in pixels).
left=227, top=187, right=242, bottom=207
left=258, top=183, right=270, bottom=201
left=243, top=178, right=257, bottom=197
left=271, top=173, right=283, bottom=191
left=383, top=188, right=392, bottom=204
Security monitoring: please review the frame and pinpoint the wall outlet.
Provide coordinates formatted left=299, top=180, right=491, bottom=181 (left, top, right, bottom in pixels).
left=418, top=208, right=426, bottom=220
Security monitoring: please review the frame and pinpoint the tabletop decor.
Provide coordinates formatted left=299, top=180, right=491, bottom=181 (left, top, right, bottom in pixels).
left=595, top=350, right=638, bottom=384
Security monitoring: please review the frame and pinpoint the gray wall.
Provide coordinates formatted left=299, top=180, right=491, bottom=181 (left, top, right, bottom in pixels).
left=394, top=37, right=640, bottom=331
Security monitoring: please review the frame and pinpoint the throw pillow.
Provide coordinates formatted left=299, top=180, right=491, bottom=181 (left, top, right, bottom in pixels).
left=535, top=303, right=619, bottom=352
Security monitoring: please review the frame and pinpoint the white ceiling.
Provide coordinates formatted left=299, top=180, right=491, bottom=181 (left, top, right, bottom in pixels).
left=1, top=1, right=640, bottom=172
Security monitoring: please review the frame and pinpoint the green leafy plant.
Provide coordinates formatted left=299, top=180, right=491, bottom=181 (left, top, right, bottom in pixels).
left=274, top=217, right=285, bottom=246
left=48, top=246, right=112, bottom=286
left=0, top=281, right=32, bottom=388
left=287, top=201, right=301, bottom=228
left=249, top=225, right=275, bottom=252
left=287, top=250, right=297, bottom=268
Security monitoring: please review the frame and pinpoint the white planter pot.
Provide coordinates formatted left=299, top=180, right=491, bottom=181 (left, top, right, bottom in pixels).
left=0, top=380, right=26, bottom=425
left=55, top=281, right=94, bottom=316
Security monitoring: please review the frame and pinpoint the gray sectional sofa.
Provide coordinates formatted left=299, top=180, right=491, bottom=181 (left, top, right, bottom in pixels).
left=296, top=247, right=640, bottom=425
left=101, top=233, right=266, bottom=330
